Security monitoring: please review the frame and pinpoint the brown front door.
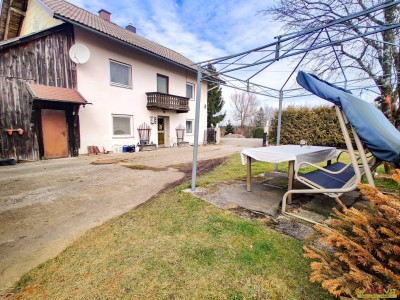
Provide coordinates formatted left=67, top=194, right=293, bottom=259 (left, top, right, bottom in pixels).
left=41, top=109, right=68, bottom=158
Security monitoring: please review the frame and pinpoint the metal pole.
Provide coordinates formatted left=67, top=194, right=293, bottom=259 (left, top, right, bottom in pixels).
left=191, top=65, right=203, bottom=190
left=275, top=90, right=283, bottom=171
left=325, top=28, right=348, bottom=89
left=212, top=23, right=400, bottom=76
left=193, top=0, right=400, bottom=66
left=280, top=30, right=323, bottom=91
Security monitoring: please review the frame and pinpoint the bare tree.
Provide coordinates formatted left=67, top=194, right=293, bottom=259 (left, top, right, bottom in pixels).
left=262, top=1, right=400, bottom=128
left=253, top=107, right=266, bottom=127
left=252, top=105, right=278, bottom=127
left=231, top=91, right=258, bottom=129
left=263, top=105, right=278, bottom=127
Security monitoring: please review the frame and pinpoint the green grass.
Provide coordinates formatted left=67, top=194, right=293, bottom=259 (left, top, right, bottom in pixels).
left=12, top=152, right=396, bottom=299
left=11, top=155, right=335, bottom=300
left=13, top=189, right=332, bottom=299
left=193, top=154, right=288, bottom=188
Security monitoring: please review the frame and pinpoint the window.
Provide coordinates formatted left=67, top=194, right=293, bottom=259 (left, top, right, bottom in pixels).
left=112, top=114, right=133, bottom=137
left=186, top=83, right=194, bottom=99
left=186, top=120, right=193, bottom=134
left=110, top=60, right=132, bottom=88
left=157, top=74, right=169, bottom=93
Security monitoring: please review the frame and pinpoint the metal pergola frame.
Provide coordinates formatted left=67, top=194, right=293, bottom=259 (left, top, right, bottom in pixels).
left=191, top=0, right=400, bottom=190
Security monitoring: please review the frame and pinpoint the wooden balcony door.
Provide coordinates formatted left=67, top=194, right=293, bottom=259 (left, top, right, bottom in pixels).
left=41, top=109, right=68, bottom=158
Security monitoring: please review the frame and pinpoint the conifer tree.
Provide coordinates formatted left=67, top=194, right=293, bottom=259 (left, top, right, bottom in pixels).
left=207, top=65, right=226, bottom=127
left=225, top=121, right=234, bottom=134
left=253, top=107, right=265, bottom=127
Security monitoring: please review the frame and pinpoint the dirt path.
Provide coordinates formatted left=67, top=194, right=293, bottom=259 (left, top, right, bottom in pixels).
left=0, top=140, right=260, bottom=288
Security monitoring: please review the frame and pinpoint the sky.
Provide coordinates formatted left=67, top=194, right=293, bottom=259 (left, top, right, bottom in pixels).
left=66, top=0, right=339, bottom=124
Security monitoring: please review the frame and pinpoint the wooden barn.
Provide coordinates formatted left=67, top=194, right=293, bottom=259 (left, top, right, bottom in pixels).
left=0, top=22, right=87, bottom=160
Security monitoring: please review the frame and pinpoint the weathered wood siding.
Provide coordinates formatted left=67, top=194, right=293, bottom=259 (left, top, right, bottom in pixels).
left=0, top=25, right=77, bottom=160
left=0, top=77, right=37, bottom=160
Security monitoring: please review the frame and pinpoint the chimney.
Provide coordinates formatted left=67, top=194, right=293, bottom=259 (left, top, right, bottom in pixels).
left=126, top=24, right=136, bottom=33
left=98, top=9, right=111, bottom=22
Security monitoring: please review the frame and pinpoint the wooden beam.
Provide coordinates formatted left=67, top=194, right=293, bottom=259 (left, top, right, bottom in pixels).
left=4, top=14, right=11, bottom=40
left=4, top=0, right=14, bottom=40
left=10, top=7, right=26, bottom=16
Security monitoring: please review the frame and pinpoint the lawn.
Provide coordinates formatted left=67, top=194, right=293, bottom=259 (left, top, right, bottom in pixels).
left=13, top=152, right=393, bottom=299
left=11, top=154, right=336, bottom=299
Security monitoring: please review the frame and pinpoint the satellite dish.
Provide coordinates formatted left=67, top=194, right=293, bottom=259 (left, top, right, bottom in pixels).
left=69, top=44, right=90, bottom=64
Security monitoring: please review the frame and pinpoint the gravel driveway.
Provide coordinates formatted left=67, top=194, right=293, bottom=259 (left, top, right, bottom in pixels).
left=0, top=139, right=261, bottom=288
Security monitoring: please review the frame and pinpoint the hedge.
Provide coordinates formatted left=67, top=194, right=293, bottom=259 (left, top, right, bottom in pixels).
left=268, top=106, right=348, bottom=148
left=251, top=127, right=264, bottom=138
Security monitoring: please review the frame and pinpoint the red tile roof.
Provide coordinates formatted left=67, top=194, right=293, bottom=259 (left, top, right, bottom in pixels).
left=28, top=84, right=88, bottom=104
left=40, top=0, right=197, bottom=71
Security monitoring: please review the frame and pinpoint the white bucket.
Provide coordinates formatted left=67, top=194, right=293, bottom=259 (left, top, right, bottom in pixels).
left=113, top=145, right=123, bottom=153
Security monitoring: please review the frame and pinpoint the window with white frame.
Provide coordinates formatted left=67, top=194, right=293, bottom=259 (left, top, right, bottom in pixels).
left=186, top=83, right=194, bottom=99
left=112, top=114, right=133, bottom=137
left=186, top=120, right=193, bottom=134
left=110, top=60, right=132, bottom=88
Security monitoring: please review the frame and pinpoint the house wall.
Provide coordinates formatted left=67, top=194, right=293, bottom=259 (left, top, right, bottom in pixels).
left=73, top=26, right=208, bottom=153
left=20, top=0, right=62, bottom=36
left=0, top=25, right=78, bottom=160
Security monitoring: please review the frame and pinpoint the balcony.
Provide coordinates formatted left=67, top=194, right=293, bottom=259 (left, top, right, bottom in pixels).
left=146, top=92, right=190, bottom=113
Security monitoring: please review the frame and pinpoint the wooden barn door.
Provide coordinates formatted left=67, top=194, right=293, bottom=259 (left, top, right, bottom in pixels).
left=41, top=109, right=68, bottom=158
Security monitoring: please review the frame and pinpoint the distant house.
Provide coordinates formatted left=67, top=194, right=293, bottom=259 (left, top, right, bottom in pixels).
left=0, top=0, right=207, bottom=160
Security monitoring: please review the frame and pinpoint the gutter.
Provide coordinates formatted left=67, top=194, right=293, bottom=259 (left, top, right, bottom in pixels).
left=53, top=15, right=200, bottom=76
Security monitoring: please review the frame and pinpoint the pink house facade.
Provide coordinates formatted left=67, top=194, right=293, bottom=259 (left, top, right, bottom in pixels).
left=74, top=26, right=207, bottom=153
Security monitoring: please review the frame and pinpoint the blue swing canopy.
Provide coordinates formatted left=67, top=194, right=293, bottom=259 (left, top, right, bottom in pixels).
left=296, top=71, right=400, bottom=167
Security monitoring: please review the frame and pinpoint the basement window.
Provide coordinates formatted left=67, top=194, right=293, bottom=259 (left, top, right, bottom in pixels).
left=112, top=114, right=133, bottom=137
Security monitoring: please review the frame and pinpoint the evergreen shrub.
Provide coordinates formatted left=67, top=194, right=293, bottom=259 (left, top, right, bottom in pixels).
left=251, top=127, right=264, bottom=138
left=268, top=106, right=347, bottom=148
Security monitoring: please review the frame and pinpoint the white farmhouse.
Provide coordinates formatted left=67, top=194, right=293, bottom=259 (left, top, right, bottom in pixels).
left=0, top=0, right=207, bottom=159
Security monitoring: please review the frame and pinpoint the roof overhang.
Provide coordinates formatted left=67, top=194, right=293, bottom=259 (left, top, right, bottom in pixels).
left=28, top=84, right=89, bottom=105
left=0, top=24, right=69, bottom=50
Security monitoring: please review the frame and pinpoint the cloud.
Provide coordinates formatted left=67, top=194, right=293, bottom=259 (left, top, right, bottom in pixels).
left=68, top=0, right=282, bottom=62
left=66, top=0, right=335, bottom=110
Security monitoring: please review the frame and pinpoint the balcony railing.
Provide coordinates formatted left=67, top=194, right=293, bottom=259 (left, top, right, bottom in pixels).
left=146, top=92, right=190, bottom=113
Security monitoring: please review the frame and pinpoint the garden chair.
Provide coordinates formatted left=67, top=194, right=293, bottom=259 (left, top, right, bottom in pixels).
left=281, top=71, right=400, bottom=223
